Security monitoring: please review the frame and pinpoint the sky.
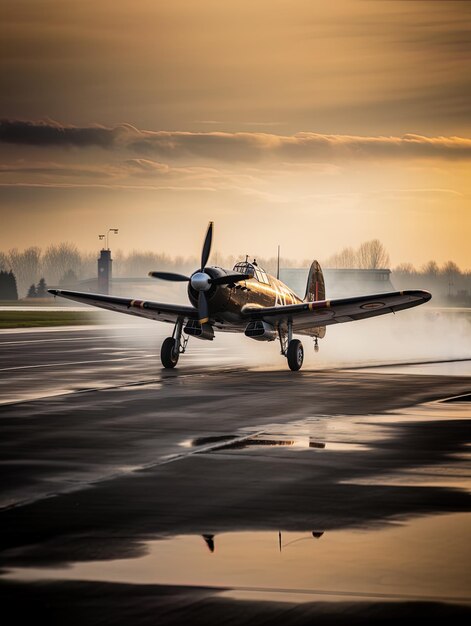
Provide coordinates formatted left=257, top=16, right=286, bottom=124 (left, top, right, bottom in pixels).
left=0, top=0, right=470, bottom=268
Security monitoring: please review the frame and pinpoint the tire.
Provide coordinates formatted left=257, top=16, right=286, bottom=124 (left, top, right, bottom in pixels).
left=287, top=339, right=304, bottom=371
left=161, top=337, right=179, bottom=368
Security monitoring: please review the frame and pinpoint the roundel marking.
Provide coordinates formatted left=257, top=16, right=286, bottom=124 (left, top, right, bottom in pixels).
left=360, top=302, right=385, bottom=310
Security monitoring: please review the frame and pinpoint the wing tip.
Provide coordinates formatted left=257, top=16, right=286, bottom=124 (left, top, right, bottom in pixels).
left=404, top=289, right=432, bottom=302
left=48, top=289, right=59, bottom=296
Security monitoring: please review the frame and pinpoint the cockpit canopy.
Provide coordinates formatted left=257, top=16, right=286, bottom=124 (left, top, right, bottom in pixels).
left=233, top=261, right=270, bottom=285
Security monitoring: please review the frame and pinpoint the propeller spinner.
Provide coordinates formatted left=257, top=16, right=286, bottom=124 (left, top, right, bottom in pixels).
left=149, top=222, right=249, bottom=324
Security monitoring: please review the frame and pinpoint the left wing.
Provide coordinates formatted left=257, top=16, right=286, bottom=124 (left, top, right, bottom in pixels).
left=242, top=290, right=431, bottom=334
left=48, top=289, right=199, bottom=324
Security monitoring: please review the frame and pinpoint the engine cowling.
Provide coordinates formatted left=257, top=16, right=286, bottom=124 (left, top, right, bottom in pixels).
left=245, top=320, right=277, bottom=341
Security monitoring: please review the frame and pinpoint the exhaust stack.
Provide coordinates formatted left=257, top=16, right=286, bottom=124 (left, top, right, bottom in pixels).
left=245, top=321, right=277, bottom=342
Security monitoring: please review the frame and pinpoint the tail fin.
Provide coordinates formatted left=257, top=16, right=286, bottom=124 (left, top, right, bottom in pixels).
left=304, top=260, right=325, bottom=303
left=304, top=260, right=326, bottom=340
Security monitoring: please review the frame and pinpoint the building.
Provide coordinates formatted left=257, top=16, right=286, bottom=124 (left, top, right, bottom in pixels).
left=280, top=268, right=394, bottom=299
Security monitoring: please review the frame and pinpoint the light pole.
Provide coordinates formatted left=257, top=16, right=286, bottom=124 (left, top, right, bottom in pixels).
left=106, top=228, right=119, bottom=250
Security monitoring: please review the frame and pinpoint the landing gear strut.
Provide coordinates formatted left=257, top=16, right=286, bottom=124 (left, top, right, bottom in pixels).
left=279, top=320, right=304, bottom=371
left=314, top=337, right=319, bottom=353
left=161, top=318, right=188, bottom=368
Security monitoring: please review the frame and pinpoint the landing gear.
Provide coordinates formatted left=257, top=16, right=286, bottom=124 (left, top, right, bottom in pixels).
left=161, top=337, right=179, bottom=368
left=314, top=337, right=319, bottom=353
left=161, top=318, right=188, bottom=369
left=279, top=320, right=304, bottom=371
left=287, top=339, right=304, bottom=371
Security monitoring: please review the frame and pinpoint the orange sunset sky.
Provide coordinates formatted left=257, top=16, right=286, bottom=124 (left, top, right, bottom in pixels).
left=0, top=0, right=470, bottom=268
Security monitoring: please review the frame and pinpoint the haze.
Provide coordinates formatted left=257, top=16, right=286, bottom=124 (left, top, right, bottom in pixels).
left=0, top=0, right=470, bottom=268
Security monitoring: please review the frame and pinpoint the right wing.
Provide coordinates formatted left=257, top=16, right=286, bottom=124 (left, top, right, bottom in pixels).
left=48, top=289, right=199, bottom=324
left=242, top=290, right=431, bottom=333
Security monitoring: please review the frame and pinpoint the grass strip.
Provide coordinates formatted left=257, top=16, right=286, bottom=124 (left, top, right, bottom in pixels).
left=0, top=310, right=98, bottom=328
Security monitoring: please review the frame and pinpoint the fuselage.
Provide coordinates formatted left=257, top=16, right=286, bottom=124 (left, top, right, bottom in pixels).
left=187, top=262, right=302, bottom=327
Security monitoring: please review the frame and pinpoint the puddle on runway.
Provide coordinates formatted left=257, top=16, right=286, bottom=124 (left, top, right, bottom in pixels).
left=179, top=399, right=471, bottom=457
left=5, top=513, right=470, bottom=605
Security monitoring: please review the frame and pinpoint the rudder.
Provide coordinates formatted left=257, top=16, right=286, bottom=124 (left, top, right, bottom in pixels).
left=304, top=260, right=325, bottom=302
left=304, top=260, right=326, bottom=340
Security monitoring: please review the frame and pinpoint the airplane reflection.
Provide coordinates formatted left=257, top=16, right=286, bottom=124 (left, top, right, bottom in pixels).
left=202, top=534, right=215, bottom=553
left=279, top=531, right=325, bottom=551
left=201, top=530, right=325, bottom=553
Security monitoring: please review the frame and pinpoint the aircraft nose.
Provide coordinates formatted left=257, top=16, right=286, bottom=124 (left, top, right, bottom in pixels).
left=190, top=272, right=211, bottom=292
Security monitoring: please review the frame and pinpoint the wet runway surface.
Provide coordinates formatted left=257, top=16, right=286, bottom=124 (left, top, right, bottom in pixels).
left=0, top=323, right=470, bottom=624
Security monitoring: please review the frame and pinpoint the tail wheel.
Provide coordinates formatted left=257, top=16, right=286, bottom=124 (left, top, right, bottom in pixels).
left=287, top=339, right=304, bottom=371
left=161, top=337, right=179, bottom=368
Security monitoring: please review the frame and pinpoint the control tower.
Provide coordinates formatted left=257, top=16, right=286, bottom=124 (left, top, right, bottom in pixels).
left=97, top=228, right=118, bottom=294
left=97, top=249, right=112, bottom=294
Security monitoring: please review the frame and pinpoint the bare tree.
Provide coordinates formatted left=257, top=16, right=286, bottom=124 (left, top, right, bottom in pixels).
left=80, top=251, right=97, bottom=280
left=441, top=260, right=460, bottom=277
left=0, top=251, right=10, bottom=271
left=357, top=239, right=390, bottom=269
left=326, top=246, right=357, bottom=269
left=42, top=243, right=82, bottom=285
left=7, top=247, right=41, bottom=298
left=421, top=260, right=439, bottom=276
left=122, top=251, right=174, bottom=277
left=441, top=261, right=460, bottom=296
left=394, top=262, right=415, bottom=274
left=112, top=249, right=125, bottom=278
left=59, top=269, right=79, bottom=288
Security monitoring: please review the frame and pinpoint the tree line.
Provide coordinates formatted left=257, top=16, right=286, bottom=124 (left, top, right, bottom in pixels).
left=325, top=239, right=390, bottom=270
left=0, top=241, right=468, bottom=299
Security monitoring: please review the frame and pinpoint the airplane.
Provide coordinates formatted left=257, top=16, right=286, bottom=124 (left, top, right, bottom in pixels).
left=48, top=222, right=431, bottom=371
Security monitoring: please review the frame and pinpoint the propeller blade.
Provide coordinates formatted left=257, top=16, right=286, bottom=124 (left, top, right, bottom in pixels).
left=200, top=221, right=213, bottom=270
left=148, top=272, right=190, bottom=282
left=198, top=291, right=209, bottom=324
left=210, top=273, right=251, bottom=286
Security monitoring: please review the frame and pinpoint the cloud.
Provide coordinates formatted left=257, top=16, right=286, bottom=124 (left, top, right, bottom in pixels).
left=121, top=159, right=222, bottom=178
left=122, top=159, right=171, bottom=175
left=0, top=162, right=114, bottom=179
left=0, top=182, right=217, bottom=192
left=0, top=158, right=246, bottom=183
left=0, top=158, right=262, bottom=195
left=0, top=119, right=114, bottom=148
left=1, top=119, right=470, bottom=162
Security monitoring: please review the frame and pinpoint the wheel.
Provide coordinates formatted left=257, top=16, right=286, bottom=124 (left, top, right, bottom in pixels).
left=287, top=339, right=304, bottom=371
left=161, top=337, right=179, bottom=368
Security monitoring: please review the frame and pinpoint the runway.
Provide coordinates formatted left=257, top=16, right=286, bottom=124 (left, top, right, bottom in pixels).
left=0, top=322, right=470, bottom=624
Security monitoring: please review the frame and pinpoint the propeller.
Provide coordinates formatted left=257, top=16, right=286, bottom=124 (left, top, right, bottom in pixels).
left=198, top=291, right=209, bottom=324
left=148, top=271, right=190, bottom=282
left=200, top=220, right=213, bottom=271
left=148, top=222, right=250, bottom=323
left=148, top=271, right=251, bottom=286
